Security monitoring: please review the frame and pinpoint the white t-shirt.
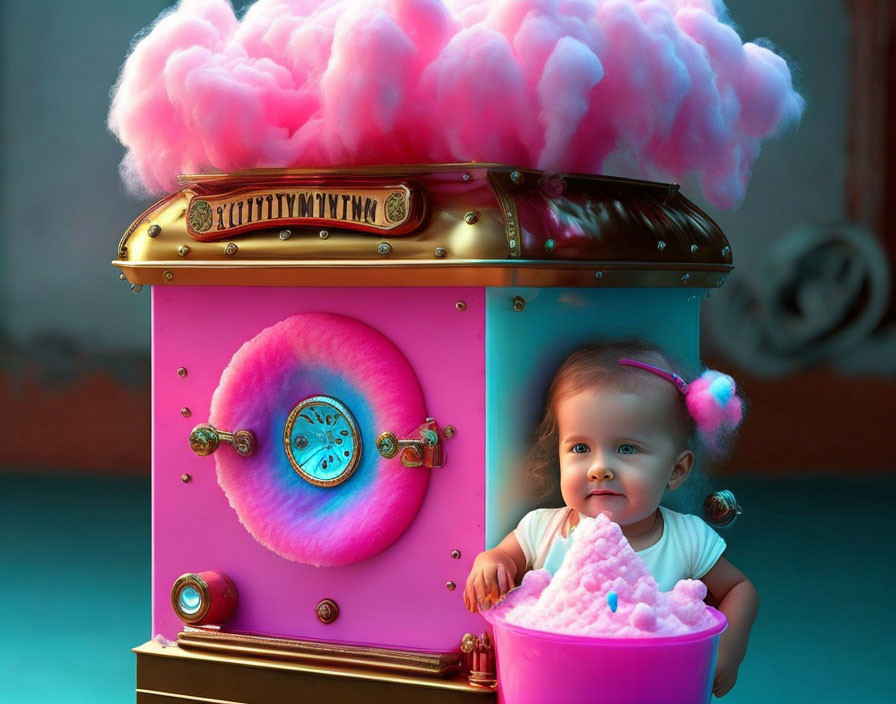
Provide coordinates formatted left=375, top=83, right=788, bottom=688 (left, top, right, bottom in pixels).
left=514, top=505, right=726, bottom=592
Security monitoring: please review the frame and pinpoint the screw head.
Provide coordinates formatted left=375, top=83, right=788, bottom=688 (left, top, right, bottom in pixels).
left=319, top=230, right=329, bottom=239
left=377, top=242, right=392, bottom=256
left=451, top=549, right=461, bottom=559
left=722, top=245, right=731, bottom=257
left=224, top=243, right=238, bottom=256
left=164, top=271, right=174, bottom=281
left=510, top=170, right=524, bottom=185
left=444, top=425, right=457, bottom=438
left=462, top=172, right=471, bottom=182
left=595, top=271, right=603, bottom=279
left=657, top=240, right=667, bottom=251
left=512, top=295, right=526, bottom=312
left=455, top=301, right=467, bottom=311
left=690, top=244, right=699, bottom=254
left=446, top=581, right=457, bottom=591
left=147, top=224, right=161, bottom=238
left=279, top=229, right=292, bottom=240
left=681, top=273, right=690, bottom=285
left=177, top=367, right=188, bottom=377
left=434, top=247, right=447, bottom=258
left=180, top=407, right=191, bottom=418
left=463, top=211, right=479, bottom=225
left=119, top=273, right=126, bottom=281
left=177, top=245, right=191, bottom=257
left=181, top=473, right=192, bottom=483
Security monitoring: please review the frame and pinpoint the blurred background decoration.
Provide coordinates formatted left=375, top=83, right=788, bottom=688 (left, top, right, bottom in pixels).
left=1, top=1, right=894, bottom=702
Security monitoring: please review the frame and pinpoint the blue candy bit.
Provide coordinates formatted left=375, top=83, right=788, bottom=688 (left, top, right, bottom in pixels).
left=607, top=591, right=618, bottom=613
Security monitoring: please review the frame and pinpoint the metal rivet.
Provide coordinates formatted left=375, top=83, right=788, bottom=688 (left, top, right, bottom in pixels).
left=180, top=407, right=192, bottom=418
left=444, top=425, right=457, bottom=438
left=462, top=173, right=471, bottom=182
left=545, top=239, right=555, bottom=252
left=455, top=301, right=467, bottom=312
left=177, top=367, right=188, bottom=377
left=451, top=549, right=461, bottom=559
left=164, top=271, right=174, bottom=281
left=463, top=211, right=479, bottom=225
left=119, top=273, right=126, bottom=281
left=446, top=581, right=457, bottom=591
left=147, top=224, right=161, bottom=238
left=722, top=245, right=731, bottom=257
left=130, top=284, right=143, bottom=294
left=512, top=296, right=526, bottom=312
left=177, top=245, right=191, bottom=257
left=377, top=242, right=392, bottom=256
left=595, top=271, right=603, bottom=279
left=316, top=598, right=339, bottom=624
left=657, top=241, right=667, bottom=251
left=181, top=473, right=192, bottom=484
left=434, top=247, right=447, bottom=258
left=681, top=273, right=690, bottom=285
left=279, top=229, right=292, bottom=240
left=510, top=170, right=524, bottom=185
left=690, top=244, right=699, bottom=254
left=224, top=243, right=238, bottom=256
left=319, top=230, right=329, bottom=240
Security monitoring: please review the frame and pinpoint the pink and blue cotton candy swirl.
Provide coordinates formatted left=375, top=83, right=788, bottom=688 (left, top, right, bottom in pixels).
left=209, top=313, right=428, bottom=566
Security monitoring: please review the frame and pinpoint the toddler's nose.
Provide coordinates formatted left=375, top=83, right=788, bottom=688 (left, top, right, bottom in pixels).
left=587, top=463, right=615, bottom=481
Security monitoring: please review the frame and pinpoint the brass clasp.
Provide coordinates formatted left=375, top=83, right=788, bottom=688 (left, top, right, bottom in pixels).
left=190, top=423, right=256, bottom=457
left=376, top=418, right=445, bottom=468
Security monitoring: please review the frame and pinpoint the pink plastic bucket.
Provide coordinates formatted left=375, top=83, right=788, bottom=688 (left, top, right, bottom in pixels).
left=481, top=607, right=726, bottom=704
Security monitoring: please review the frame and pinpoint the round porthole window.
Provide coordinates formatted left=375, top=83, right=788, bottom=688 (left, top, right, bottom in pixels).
left=284, top=396, right=361, bottom=487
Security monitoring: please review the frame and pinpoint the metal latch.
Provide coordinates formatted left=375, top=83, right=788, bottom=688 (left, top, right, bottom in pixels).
left=189, top=423, right=256, bottom=457
left=376, top=418, right=445, bottom=468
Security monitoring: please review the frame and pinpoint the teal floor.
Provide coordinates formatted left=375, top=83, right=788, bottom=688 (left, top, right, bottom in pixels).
left=1, top=474, right=893, bottom=703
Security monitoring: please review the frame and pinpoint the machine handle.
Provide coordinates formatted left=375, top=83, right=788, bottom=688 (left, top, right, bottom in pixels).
left=190, top=423, right=256, bottom=457
left=376, top=418, right=444, bottom=468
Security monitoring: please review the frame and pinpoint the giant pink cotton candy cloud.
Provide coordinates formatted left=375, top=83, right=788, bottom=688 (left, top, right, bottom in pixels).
left=108, top=0, right=804, bottom=208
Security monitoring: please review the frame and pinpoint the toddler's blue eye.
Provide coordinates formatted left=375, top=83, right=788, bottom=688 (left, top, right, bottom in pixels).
left=571, top=443, right=590, bottom=454
left=618, top=444, right=637, bottom=455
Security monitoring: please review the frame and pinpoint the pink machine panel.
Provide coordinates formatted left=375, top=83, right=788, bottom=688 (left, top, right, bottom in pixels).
left=152, top=286, right=486, bottom=650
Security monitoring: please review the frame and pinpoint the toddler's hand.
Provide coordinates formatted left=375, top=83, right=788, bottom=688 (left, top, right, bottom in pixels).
left=463, top=548, right=516, bottom=613
left=712, top=654, right=739, bottom=697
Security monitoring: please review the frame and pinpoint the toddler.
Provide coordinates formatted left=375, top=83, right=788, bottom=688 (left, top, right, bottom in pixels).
left=463, top=341, right=759, bottom=698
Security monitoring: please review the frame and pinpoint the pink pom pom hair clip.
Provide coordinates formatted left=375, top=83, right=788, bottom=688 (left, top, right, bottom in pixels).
left=618, top=358, right=744, bottom=440
left=619, top=357, right=744, bottom=527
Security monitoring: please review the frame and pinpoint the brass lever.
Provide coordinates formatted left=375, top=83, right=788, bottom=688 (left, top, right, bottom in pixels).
left=376, top=418, right=444, bottom=468
left=190, top=423, right=256, bottom=457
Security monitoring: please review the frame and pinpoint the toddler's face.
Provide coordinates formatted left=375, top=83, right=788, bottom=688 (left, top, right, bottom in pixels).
left=556, top=384, right=689, bottom=529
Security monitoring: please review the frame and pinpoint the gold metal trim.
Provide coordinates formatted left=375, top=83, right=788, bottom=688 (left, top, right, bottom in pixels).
left=283, top=396, right=361, bottom=487
left=114, top=259, right=731, bottom=289
left=486, top=170, right=522, bottom=257
left=172, top=574, right=212, bottom=625
left=174, top=630, right=463, bottom=677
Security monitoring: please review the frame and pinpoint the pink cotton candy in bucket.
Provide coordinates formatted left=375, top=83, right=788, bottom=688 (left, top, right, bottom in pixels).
left=482, top=606, right=726, bottom=704
left=481, top=514, right=727, bottom=703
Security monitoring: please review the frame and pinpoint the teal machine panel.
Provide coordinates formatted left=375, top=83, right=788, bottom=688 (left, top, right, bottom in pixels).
left=485, top=287, right=704, bottom=546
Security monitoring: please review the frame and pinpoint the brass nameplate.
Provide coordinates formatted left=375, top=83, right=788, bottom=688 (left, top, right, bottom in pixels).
left=186, top=183, right=424, bottom=241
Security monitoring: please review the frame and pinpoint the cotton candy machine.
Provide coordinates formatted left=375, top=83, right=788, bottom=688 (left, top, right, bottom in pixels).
left=115, top=163, right=736, bottom=702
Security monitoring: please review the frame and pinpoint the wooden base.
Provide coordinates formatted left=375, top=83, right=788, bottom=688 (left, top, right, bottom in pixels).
left=135, top=640, right=496, bottom=704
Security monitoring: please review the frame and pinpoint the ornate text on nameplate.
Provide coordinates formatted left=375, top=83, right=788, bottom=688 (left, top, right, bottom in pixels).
left=185, top=183, right=424, bottom=241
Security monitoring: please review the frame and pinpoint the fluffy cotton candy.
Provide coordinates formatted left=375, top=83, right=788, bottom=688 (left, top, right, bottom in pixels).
left=500, top=514, right=716, bottom=637
left=108, top=0, right=804, bottom=208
